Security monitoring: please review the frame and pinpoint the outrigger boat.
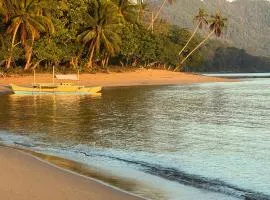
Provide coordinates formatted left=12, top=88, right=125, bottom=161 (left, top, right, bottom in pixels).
left=9, top=67, right=102, bottom=95
left=9, top=83, right=102, bottom=95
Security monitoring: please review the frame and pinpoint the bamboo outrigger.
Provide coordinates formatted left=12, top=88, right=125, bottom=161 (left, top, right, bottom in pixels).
left=9, top=67, right=102, bottom=95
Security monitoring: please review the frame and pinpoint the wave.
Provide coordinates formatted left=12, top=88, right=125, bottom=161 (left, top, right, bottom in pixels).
left=76, top=150, right=270, bottom=200
left=5, top=139, right=270, bottom=200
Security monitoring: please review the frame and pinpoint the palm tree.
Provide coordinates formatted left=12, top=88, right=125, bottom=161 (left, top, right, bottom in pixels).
left=174, top=11, right=227, bottom=72
left=78, top=0, right=122, bottom=69
left=0, top=0, right=9, bottom=22
left=178, top=8, right=208, bottom=57
left=147, top=0, right=173, bottom=31
left=4, top=0, right=54, bottom=69
left=112, top=0, right=140, bottom=24
left=137, top=2, right=147, bottom=24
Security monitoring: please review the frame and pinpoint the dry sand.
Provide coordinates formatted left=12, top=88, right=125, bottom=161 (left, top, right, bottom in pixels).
left=0, top=69, right=232, bottom=92
left=0, top=146, right=143, bottom=200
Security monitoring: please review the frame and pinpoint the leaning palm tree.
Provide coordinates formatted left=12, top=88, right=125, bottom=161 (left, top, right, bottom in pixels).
left=78, top=0, right=122, bottom=69
left=178, top=8, right=208, bottom=57
left=4, top=0, right=54, bottom=69
left=137, top=2, right=148, bottom=23
left=147, top=0, right=173, bottom=31
left=174, top=11, right=227, bottom=71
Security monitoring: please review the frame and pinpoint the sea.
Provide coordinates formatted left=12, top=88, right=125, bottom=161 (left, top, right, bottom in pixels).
left=0, top=78, right=269, bottom=200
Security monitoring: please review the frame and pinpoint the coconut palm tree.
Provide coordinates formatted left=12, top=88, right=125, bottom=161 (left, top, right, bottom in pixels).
left=137, top=2, right=148, bottom=24
left=4, top=0, right=54, bottom=69
left=0, top=0, right=10, bottom=22
left=78, top=0, right=122, bottom=69
left=174, top=11, right=227, bottom=71
left=178, top=8, right=208, bottom=57
left=112, top=0, right=140, bottom=24
left=147, top=0, right=173, bottom=31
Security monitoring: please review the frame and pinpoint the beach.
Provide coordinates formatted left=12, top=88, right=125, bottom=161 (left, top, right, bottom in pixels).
left=0, top=69, right=234, bottom=200
left=0, top=145, right=143, bottom=200
left=0, top=69, right=232, bottom=93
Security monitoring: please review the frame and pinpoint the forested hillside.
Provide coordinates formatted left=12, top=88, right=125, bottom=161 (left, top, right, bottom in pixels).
left=201, top=47, right=270, bottom=72
left=149, top=0, right=270, bottom=57
left=1, top=0, right=269, bottom=73
left=0, top=0, right=216, bottom=72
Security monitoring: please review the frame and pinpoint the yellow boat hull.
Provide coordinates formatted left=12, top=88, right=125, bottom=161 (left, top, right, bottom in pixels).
left=9, top=84, right=102, bottom=95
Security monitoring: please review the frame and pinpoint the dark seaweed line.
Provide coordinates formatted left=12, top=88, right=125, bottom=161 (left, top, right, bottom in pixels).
left=12, top=141, right=270, bottom=200
left=77, top=150, right=270, bottom=200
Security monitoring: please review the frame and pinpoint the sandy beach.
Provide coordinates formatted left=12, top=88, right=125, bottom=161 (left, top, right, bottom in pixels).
left=0, top=146, right=143, bottom=200
left=0, top=69, right=232, bottom=93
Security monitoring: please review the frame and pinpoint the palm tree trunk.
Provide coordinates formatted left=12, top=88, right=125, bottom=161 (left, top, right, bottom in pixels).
left=6, top=23, right=20, bottom=69
left=24, top=36, right=35, bottom=70
left=87, top=40, right=96, bottom=68
left=178, top=23, right=200, bottom=56
left=105, top=55, right=109, bottom=68
left=101, top=57, right=106, bottom=68
left=174, top=29, right=215, bottom=72
left=137, top=5, right=142, bottom=22
left=24, top=46, right=33, bottom=70
left=147, top=0, right=167, bottom=31
left=87, top=47, right=95, bottom=68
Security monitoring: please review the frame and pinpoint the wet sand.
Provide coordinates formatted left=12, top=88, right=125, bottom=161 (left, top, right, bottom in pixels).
left=0, top=146, right=143, bottom=200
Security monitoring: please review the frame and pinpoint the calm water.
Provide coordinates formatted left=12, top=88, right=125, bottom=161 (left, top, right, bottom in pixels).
left=0, top=79, right=270, bottom=200
left=202, top=73, right=270, bottom=78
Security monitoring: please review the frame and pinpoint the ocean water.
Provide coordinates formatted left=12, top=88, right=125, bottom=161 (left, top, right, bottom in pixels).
left=0, top=78, right=270, bottom=200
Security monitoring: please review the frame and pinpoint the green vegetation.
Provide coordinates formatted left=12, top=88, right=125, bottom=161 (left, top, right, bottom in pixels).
left=4, top=0, right=55, bottom=70
left=157, top=0, right=270, bottom=57
left=178, top=8, right=208, bottom=58
left=0, top=0, right=227, bottom=73
left=147, top=0, right=173, bottom=32
left=202, top=47, right=270, bottom=73
left=175, top=10, right=227, bottom=71
left=77, top=0, right=122, bottom=68
left=182, top=12, right=227, bottom=68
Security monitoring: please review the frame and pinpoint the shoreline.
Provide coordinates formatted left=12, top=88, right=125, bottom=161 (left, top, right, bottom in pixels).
left=0, top=69, right=236, bottom=200
left=0, top=144, right=144, bottom=200
left=0, top=69, right=234, bottom=94
left=0, top=143, right=243, bottom=200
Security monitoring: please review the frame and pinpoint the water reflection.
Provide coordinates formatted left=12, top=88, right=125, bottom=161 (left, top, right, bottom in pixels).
left=0, top=81, right=270, bottom=200
left=0, top=87, right=160, bottom=149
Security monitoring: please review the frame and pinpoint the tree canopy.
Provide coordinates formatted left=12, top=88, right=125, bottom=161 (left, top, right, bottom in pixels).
left=0, top=0, right=227, bottom=73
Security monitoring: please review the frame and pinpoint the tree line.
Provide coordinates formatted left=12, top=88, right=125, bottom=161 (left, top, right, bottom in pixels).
left=0, top=0, right=227, bottom=73
left=201, top=47, right=270, bottom=73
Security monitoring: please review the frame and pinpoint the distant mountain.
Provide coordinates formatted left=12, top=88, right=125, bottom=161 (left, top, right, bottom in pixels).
left=147, top=0, right=270, bottom=58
